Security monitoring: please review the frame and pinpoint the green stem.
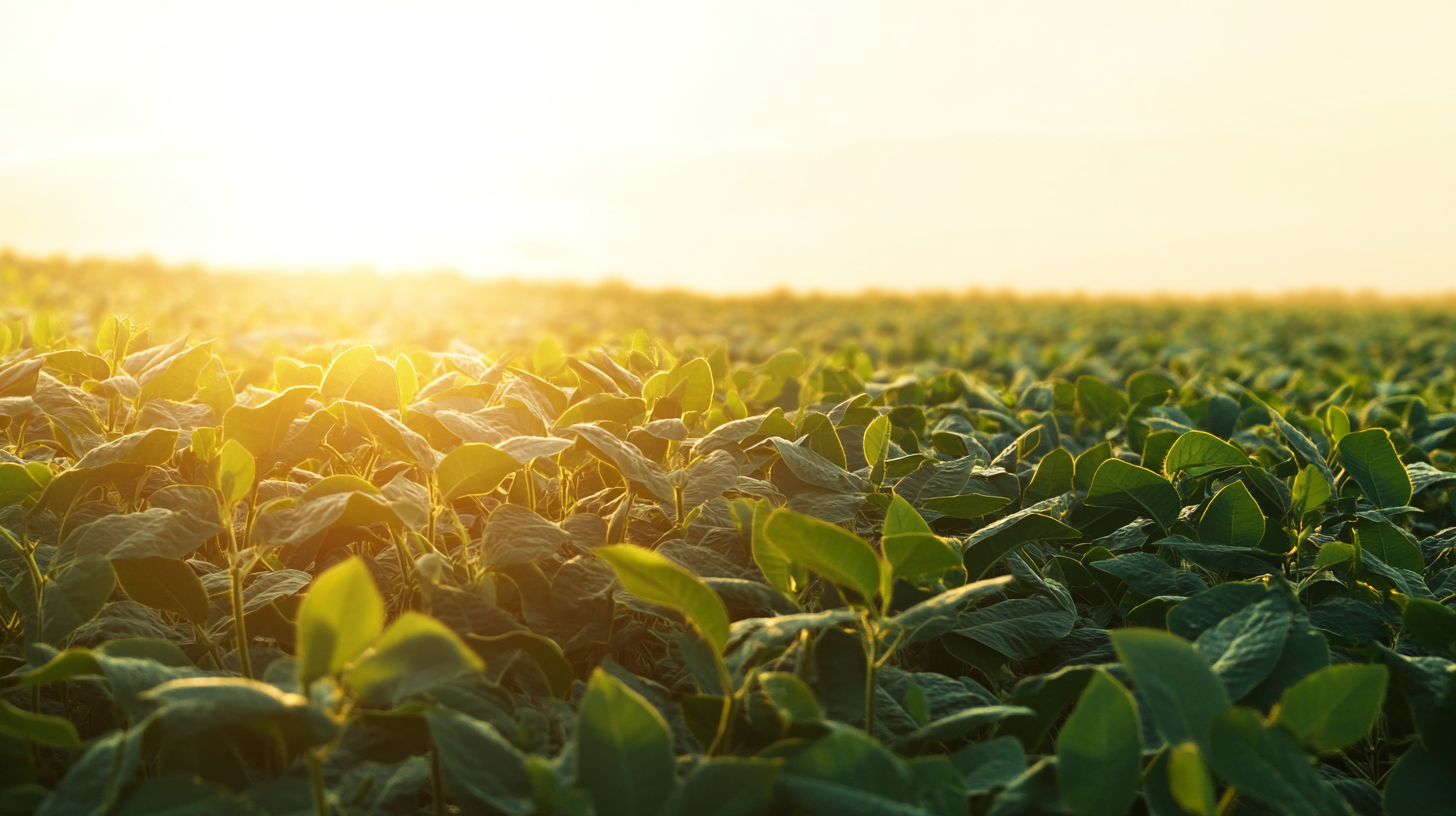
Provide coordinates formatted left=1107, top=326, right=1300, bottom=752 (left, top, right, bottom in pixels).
left=391, top=529, right=416, bottom=593
left=241, top=480, right=261, bottom=554
left=706, top=656, right=736, bottom=756
left=430, top=743, right=448, bottom=816
left=308, top=749, right=330, bottom=816
left=426, top=475, right=439, bottom=551
left=219, top=492, right=253, bottom=680
left=2, top=526, right=44, bottom=643
left=229, top=558, right=253, bottom=680
left=862, top=615, right=877, bottom=738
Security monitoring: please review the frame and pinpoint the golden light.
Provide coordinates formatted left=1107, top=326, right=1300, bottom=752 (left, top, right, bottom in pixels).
left=0, top=1, right=1452, bottom=293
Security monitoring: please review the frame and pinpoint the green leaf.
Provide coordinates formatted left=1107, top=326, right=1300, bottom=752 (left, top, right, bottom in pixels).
left=30, top=726, right=147, bottom=815
left=556, top=393, right=648, bottom=427
left=1338, top=428, right=1413, bottom=510
left=1206, top=707, right=1352, bottom=816
left=1112, top=629, right=1230, bottom=750
left=0, top=699, right=81, bottom=748
left=138, top=340, right=215, bottom=403
left=143, top=677, right=337, bottom=750
left=1314, top=542, right=1356, bottom=569
left=96, top=314, right=132, bottom=360
left=865, top=414, right=892, bottom=485
left=437, top=443, right=524, bottom=502
left=1271, top=412, right=1334, bottom=485
left=891, top=705, right=1033, bottom=755
left=1076, top=376, right=1128, bottom=429
left=961, top=512, right=1079, bottom=581
left=296, top=557, right=385, bottom=690
left=394, top=353, right=419, bottom=408
left=1291, top=465, right=1332, bottom=521
left=195, top=354, right=235, bottom=417
left=1403, top=598, right=1456, bottom=658
left=41, top=555, right=117, bottom=645
left=54, top=508, right=223, bottom=565
left=343, top=358, right=400, bottom=411
left=950, top=736, right=1027, bottom=795
left=221, top=385, right=317, bottom=469
left=0, top=462, right=43, bottom=505
left=1275, top=663, right=1387, bottom=753
left=902, top=680, right=930, bottom=727
left=1056, top=671, right=1143, bottom=816
left=425, top=707, right=535, bottom=815
left=882, top=495, right=959, bottom=581
left=465, top=630, right=575, bottom=699
left=663, top=758, right=780, bottom=816
left=1353, top=517, right=1424, bottom=573
left=1073, top=442, right=1112, bottom=492
left=575, top=669, right=678, bottom=816
left=759, top=672, right=823, bottom=724
left=343, top=401, right=442, bottom=472
left=745, top=498, right=801, bottom=594
left=320, top=344, right=378, bottom=400
left=1163, top=430, right=1249, bottom=477
left=1085, top=459, right=1182, bottom=531
left=565, top=423, right=675, bottom=502
left=1198, top=480, right=1266, bottom=548
left=1167, top=743, right=1217, bottom=816
left=765, top=508, right=882, bottom=603
left=779, top=728, right=925, bottom=815
left=883, top=575, right=1013, bottom=641
left=212, top=438, right=255, bottom=507
left=482, top=504, right=571, bottom=567
left=919, top=493, right=1010, bottom=519
left=664, top=357, right=715, bottom=414
left=1193, top=597, right=1292, bottom=700
left=72, top=428, right=179, bottom=470
left=1384, top=742, right=1456, bottom=816
left=953, top=596, right=1075, bottom=661
left=597, top=544, right=730, bottom=653
left=1022, top=448, right=1074, bottom=506
left=111, top=557, right=209, bottom=625
left=347, top=612, right=484, bottom=704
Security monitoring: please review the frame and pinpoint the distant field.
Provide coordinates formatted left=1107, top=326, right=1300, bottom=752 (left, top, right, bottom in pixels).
left=2, top=254, right=1454, bottom=815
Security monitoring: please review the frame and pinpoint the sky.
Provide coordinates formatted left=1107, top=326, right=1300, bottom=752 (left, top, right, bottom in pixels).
left=0, top=1, right=1453, bottom=295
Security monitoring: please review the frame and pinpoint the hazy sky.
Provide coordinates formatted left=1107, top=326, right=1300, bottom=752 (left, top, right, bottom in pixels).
left=1, top=1, right=1453, bottom=294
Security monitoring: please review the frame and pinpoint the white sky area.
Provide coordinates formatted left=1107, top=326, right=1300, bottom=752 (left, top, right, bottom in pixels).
left=1, top=1, right=1453, bottom=294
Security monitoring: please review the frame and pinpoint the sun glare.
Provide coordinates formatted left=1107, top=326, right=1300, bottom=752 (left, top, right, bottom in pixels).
left=1, top=2, right=1453, bottom=292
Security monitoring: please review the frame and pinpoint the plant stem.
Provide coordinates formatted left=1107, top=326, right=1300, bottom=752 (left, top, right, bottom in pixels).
left=219, top=493, right=253, bottom=680
left=229, top=557, right=253, bottom=680
left=2, top=526, right=44, bottom=643
left=308, top=748, right=330, bottom=816
left=430, top=744, right=447, bottom=816
left=862, top=614, right=877, bottom=738
left=707, top=657, right=736, bottom=756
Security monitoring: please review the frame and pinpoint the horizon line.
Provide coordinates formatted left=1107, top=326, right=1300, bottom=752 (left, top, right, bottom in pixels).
left=6, top=248, right=1455, bottom=306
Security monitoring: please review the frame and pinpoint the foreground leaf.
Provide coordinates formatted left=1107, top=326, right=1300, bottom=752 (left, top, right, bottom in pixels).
left=575, top=669, right=678, bottom=816
left=296, top=557, right=385, bottom=690
left=1056, top=671, right=1142, bottom=816
left=598, top=544, right=730, bottom=652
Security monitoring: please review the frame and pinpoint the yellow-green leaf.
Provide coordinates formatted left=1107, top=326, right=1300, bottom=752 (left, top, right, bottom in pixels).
left=296, top=557, right=384, bottom=690
left=764, top=508, right=882, bottom=604
left=213, top=439, right=255, bottom=507
left=437, top=443, right=523, bottom=502
left=597, top=545, right=729, bottom=652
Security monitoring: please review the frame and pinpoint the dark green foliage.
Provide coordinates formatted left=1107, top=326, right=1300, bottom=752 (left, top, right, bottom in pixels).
left=1, top=263, right=1455, bottom=814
